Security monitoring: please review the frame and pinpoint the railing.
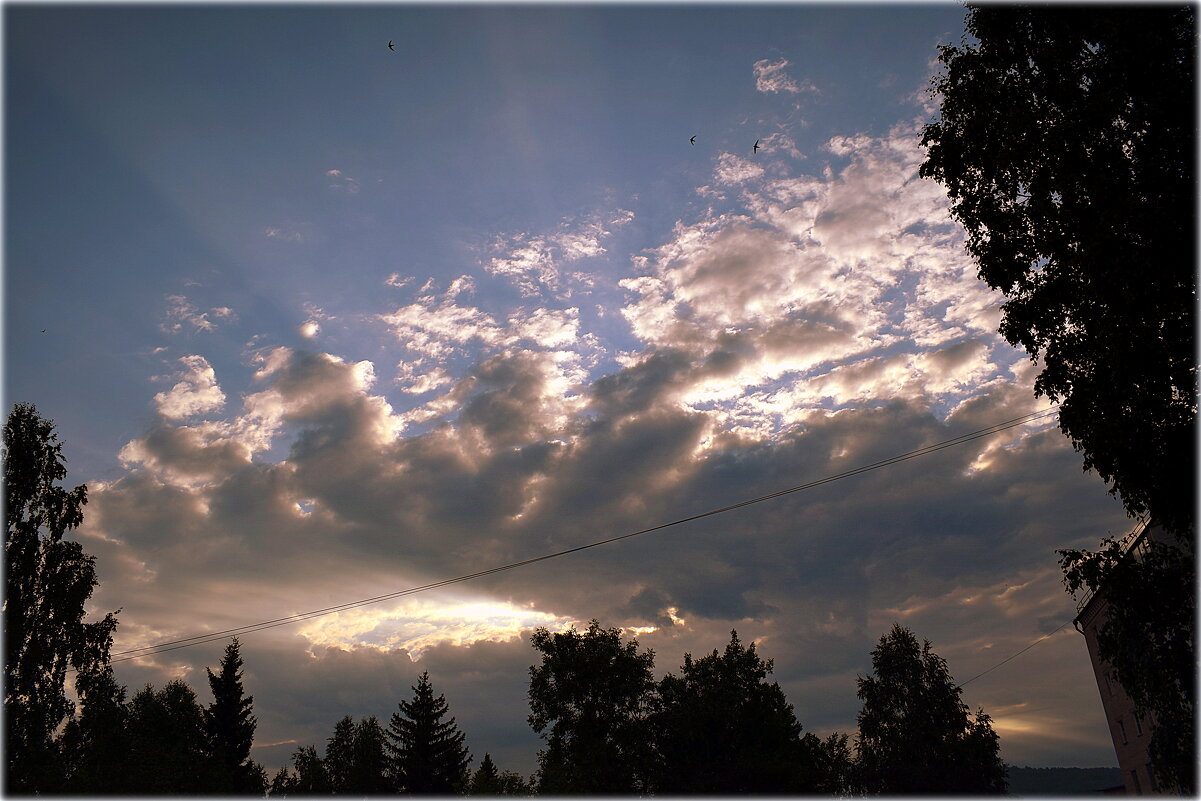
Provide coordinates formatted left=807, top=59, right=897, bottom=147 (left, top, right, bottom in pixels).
left=1071, top=518, right=1150, bottom=616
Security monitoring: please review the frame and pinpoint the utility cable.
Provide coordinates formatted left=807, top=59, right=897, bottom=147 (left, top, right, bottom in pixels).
left=105, top=406, right=1059, bottom=666
left=956, top=618, right=1075, bottom=690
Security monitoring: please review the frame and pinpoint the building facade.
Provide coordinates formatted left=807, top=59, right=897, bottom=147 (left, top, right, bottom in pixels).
left=1073, top=520, right=1172, bottom=796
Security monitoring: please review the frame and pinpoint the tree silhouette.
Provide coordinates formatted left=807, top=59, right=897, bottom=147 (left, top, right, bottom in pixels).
left=125, top=679, right=219, bottom=793
left=467, top=752, right=500, bottom=795
left=3, top=403, right=119, bottom=792
left=652, top=630, right=819, bottom=793
left=921, top=5, right=1196, bottom=536
left=270, top=744, right=330, bottom=795
left=467, top=753, right=532, bottom=796
left=921, top=7, right=1196, bottom=790
left=387, top=671, right=471, bottom=793
left=324, top=716, right=358, bottom=793
left=527, top=620, right=656, bottom=794
left=1060, top=531, right=1195, bottom=793
left=204, top=638, right=263, bottom=793
left=855, top=624, right=1005, bottom=794
left=326, top=715, right=390, bottom=794
left=58, top=666, right=130, bottom=793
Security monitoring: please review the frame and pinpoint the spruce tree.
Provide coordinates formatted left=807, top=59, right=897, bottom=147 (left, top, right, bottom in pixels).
left=468, top=752, right=500, bottom=795
left=386, top=671, right=471, bottom=793
left=204, top=638, right=260, bottom=793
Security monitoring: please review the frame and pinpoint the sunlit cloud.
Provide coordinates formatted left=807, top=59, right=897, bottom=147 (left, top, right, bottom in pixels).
left=153, top=355, right=226, bottom=420
left=297, top=598, right=576, bottom=659
left=753, top=57, right=817, bottom=95
left=160, top=295, right=237, bottom=335
left=326, top=168, right=360, bottom=193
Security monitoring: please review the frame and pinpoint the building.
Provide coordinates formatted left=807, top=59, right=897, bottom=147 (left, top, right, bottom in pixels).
left=1073, top=519, right=1173, bottom=796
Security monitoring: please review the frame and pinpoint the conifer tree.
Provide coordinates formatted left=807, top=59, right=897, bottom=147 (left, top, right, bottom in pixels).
left=468, top=752, right=500, bottom=795
left=204, top=638, right=260, bottom=793
left=387, top=671, right=472, bottom=793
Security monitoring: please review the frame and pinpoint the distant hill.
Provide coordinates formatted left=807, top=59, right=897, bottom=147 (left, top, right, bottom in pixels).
left=1007, top=766, right=1124, bottom=796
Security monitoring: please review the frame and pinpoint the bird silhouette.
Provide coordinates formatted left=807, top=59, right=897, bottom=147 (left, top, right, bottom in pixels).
left=388, top=40, right=395, bottom=51
left=753, top=139, right=761, bottom=154
left=690, top=135, right=696, bottom=145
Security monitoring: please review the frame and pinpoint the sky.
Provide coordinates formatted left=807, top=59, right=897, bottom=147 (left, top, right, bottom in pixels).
left=4, top=1, right=1138, bottom=778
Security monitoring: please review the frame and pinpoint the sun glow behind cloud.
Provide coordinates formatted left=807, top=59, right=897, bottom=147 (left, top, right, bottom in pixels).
left=296, top=598, right=576, bottom=660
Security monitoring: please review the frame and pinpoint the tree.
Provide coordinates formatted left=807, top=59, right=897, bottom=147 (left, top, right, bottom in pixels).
left=527, top=620, right=656, bottom=794
left=3, top=403, right=119, bottom=792
left=350, top=716, right=391, bottom=794
left=921, top=6, right=1196, bottom=537
left=387, top=671, right=472, bottom=794
left=652, top=630, right=823, bottom=793
left=802, top=730, right=858, bottom=796
left=855, top=624, right=1006, bottom=794
left=468, top=753, right=532, bottom=796
left=125, top=679, right=219, bottom=793
left=467, top=752, right=499, bottom=795
left=325, top=715, right=358, bottom=792
left=1059, top=531, right=1195, bottom=793
left=921, top=7, right=1196, bottom=789
left=204, top=638, right=262, bottom=793
left=270, top=744, right=330, bottom=795
left=58, top=666, right=130, bottom=793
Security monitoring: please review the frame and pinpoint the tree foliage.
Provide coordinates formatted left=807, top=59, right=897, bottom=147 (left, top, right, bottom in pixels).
left=921, top=7, right=1196, bottom=790
left=58, top=666, right=130, bottom=793
left=1060, top=530, right=1195, bottom=793
left=387, top=671, right=471, bottom=794
left=855, top=624, right=1006, bottom=794
left=653, top=630, right=826, bottom=793
left=125, top=679, right=219, bottom=793
left=466, top=752, right=532, bottom=796
left=3, top=402, right=119, bottom=792
left=527, top=620, right=656, bottom=794
left=920, top=6, right=1197, bottom=535
left=204, top=638, right=262, bottom=793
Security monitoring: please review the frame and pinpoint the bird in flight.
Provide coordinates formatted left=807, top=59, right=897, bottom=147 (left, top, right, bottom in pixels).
left=753, top=139, right=761, bottom=154
left=690, top=135, right=696, bottom=145
left=388, top=40, right=395, bottom=51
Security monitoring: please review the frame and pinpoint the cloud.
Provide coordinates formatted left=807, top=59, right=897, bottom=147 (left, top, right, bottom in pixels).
left=84, top=92, right=1131, bottom=779
left=160, top=295, right=238, bottom=335
left=326, top=168, right=360, bottom=194
left=485, top=209, right=634, bottom=298
left=153, top=355, right=226, bottom=420
left=753, top=58, right=817, bottom=95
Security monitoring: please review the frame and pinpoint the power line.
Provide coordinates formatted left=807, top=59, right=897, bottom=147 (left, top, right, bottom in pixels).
left=106, top=406, right=1059, bottom=666
left=956, top=618, right=1075, bottom=690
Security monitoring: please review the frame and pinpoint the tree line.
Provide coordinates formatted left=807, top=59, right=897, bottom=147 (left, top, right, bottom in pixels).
left=5, top=403, right=1006, bottom=795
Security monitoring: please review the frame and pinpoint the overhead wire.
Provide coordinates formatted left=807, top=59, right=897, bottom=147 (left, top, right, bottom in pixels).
left=956, top=618, right=1075, bottom=690
left=105, top=406, right=1060, bottom=667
